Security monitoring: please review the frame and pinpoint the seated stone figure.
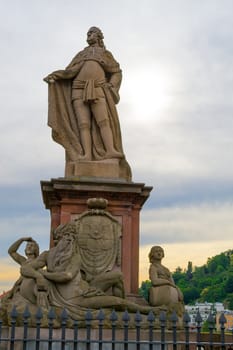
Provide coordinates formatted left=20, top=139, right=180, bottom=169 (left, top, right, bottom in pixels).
left=18, top=224, right=153, bottom=319
left=3, top=237, right=39, bottom=303
left=148, top=246, right=183, bottom=307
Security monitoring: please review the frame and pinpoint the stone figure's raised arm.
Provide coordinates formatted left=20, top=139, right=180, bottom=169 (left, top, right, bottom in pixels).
left=8, top=237, right=33, bottom=265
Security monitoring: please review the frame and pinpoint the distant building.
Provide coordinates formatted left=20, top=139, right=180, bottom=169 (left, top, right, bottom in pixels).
left=185, top=302, right=224, bottom=326
left=216, top=310, right=233, bottom=331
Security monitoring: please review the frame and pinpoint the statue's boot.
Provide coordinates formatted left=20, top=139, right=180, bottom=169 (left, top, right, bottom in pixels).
left=100, top=123, right=123, bottom=159
left=78, top=127, right=92, bottom=161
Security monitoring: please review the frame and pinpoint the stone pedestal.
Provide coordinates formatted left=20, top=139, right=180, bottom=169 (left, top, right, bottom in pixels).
left=41, top=177, right=153, bottom=294
left=65, top=158, right=132, bottom=182
left=66, top=159, right=121, bottom=178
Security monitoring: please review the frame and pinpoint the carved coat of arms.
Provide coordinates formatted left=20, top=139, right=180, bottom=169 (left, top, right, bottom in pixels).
left=74, top=198, right=122, bottom=282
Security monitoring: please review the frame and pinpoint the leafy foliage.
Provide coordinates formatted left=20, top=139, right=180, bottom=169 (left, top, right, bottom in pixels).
left=138, top=280, right=151, bottom=302
left=139, top=250, right=233, bottom=306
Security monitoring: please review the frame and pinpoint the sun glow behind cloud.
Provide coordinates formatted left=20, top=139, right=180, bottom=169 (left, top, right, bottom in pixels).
left=122, top=64, right=175, bottom=122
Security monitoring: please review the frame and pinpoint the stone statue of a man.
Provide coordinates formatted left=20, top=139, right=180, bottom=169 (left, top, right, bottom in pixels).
left=44, top=27, right=131, bottom=179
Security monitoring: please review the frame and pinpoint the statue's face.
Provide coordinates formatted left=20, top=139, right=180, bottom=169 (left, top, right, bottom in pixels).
left=151, top=246, right=164, bottom=260
left=53, top=231, right=62, bottom=245
left=25, top=242, right=37, bottom=257
left=87, top=29, right=99, bottom=45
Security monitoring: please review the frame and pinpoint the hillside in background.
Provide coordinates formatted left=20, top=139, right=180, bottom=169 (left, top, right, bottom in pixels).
left=139, top=250, right=233, bottom=308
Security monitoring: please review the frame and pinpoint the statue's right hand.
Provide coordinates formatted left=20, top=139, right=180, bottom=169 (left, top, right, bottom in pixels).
left=43, top=75, right=56, bottom=84
left=22, top=237, right=33, bottom=242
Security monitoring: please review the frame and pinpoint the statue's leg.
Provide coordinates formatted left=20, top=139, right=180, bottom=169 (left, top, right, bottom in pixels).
left=112, top=279, right=125, bottom=299
left=19, top=278, right=37, bottom=305
left=91, top=99, right=122, bottom=158
left=80, top=295, right=152, bottom=314
left=90, top=271, right=125, bottom=298
left=73, top=99, right=92, bottom=160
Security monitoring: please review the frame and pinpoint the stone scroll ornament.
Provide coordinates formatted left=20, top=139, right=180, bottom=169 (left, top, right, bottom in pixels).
left=74, top=198, right=121, bottom=283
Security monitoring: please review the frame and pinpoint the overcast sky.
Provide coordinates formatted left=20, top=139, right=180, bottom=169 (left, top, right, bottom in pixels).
left=1, top=0, right=233, bottom=293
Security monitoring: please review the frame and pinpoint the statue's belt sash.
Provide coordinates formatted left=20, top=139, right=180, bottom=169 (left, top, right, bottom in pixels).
left=72, top=79, right=106, bottom=102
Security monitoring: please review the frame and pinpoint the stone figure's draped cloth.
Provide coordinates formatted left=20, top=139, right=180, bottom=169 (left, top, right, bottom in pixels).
left=47, top=46, right=131, bottom=180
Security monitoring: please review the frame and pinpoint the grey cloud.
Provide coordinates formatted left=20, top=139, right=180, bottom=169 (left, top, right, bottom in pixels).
left=0, top=212, right=50, bottom=258
left=139, top=202, right=233, bottom=246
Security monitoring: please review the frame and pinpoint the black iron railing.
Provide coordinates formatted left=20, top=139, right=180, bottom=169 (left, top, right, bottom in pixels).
left=0, top=307, right=232, bottom=349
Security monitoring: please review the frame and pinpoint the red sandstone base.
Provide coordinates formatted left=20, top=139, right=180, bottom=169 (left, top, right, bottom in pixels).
left=41, top=177, right=153, bottom=295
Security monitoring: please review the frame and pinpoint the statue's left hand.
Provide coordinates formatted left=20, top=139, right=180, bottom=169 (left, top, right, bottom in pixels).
left=103, top=82, right=113, bottom=89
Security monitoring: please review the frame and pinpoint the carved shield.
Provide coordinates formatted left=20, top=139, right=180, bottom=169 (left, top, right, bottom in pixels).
left=75, top=213, right=121, bottom=281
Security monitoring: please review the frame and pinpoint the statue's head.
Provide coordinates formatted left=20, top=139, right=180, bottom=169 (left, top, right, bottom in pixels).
left=25, top=240, right=39, bottom=258
left=53, top=222, right=76, bottom=245
left=148, top=246, right=164, bottom=263
left=87, top=26, right=105, bottom=47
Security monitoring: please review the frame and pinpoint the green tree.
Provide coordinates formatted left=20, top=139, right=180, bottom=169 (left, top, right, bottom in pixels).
left=207, top=253, right=230, bottom=274
left=225, top=275, right=233, bottom=293
left=226, top=294, right=233, bottom=310
left=173, top=267, right=184, bottom=284
left=183, top=287, right=200, bottom=304
left=139, top=280, right=151, bottom=302
left=186, top=261, right=193, bottom=281
left=200, top=285, right=226, bottom=302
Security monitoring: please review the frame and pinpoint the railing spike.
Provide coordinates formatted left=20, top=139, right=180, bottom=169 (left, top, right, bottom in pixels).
left=159, top=310, right=166, bottom=322
left=85, top=309, right=93, bottom=324
left=48, top=307, right=56, bottom=320
left=219, top=312, right=226, bottom=324
left=170, top=310, right=178, bottom=322
left=23, top=305, right=31, bottom=319
left=135, top=310, right=142, bottom=323
left=35, top=307, right=43, bottom=320
left=183, top=312, right=191, bottom=323
left=207, top=312, right=215, bottom=324
left=61, top=308, right=68, bottom=320
left=97, top=309, right=105, bottom=321
left=122, top=309, right=130, bottom=322
left=110, top=309, right=118, bottom=322
left=147, top=310, right=155, bottom=322
left=10, top=305, right=18, bottom=319
left=195, top=310, right=203, bottom=323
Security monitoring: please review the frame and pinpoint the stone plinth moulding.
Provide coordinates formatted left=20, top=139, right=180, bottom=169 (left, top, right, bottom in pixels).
left=41, top=177, right=153, bottom=295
